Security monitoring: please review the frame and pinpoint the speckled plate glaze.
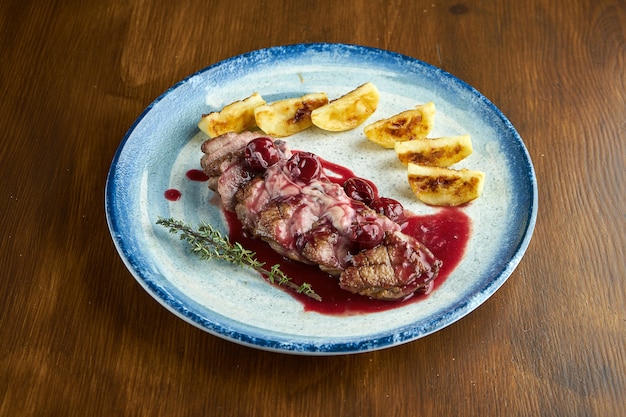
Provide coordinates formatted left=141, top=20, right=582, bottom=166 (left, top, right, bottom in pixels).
left=105, top=43, right=537, bottom=355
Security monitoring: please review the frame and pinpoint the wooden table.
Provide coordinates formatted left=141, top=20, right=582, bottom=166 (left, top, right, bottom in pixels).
left=1, top=1, right=624, bottom=415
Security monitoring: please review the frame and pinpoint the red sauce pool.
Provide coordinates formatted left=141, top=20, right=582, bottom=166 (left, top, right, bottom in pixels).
left=166, top=161, right=471, bottom=316
left=224, top=208, right=470, bottom=316
left=224, top=155, right=471, bottom=316
left=164, top=169, right=210, bottom=200
left=164, top=189, right=182, bottom=201
left=186, top=169, right=209, bottom=182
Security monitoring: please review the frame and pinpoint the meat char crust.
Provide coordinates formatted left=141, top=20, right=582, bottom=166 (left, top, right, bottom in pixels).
left=340, top=231, right=442, bottom=300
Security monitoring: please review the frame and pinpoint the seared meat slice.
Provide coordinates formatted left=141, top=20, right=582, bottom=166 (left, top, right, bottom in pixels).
left=246, top=196, right=307, bottom=263
left=201, top=132, right=442, bottom=300
left=201, top=131, right=267, bottom=198
left=297, top=220, right=345, bottom=275
left=340, top=231, right=441, bottom=300
left=201, top=131, right=265, bottom=176
left=234, top=180, right=352, bottom=271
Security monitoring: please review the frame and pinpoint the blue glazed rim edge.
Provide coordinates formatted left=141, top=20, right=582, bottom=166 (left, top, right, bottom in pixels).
left=105, top=42, right=538, bottom=355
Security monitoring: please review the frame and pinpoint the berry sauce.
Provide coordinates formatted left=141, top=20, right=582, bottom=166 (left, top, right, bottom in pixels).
left=224, top=208, right=469, bottom=315
left=166, top=160, right=471, bottom=316
left=223, top=156, right=471, bottom=316
left=164, top=189, right=182, bottom=201
left=186, top=169, right=209, bottom=182
left=163, top=169, right=210, bottom=200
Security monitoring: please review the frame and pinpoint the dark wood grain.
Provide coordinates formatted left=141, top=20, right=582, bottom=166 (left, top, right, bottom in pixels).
left=1, top=0, right=624, bottom=416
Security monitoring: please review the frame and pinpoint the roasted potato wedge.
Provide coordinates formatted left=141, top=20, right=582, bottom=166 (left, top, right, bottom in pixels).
left=395, top=134, right=473, bottom=167
left=311, top=82, right=379, bottom=131
left=198, top=93, right=266, bottom=138
left=254, top=92, right=328, bottom=137
left=407, top=163, right=485, bottom=206
left=363, top=102, right=436, bottom=148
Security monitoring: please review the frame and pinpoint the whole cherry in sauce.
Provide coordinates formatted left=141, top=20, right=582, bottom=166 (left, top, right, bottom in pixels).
left=244, top=137, right=281, bottom=171
left=286, top=152, right=322, bottom=183
left=343, top=177, right=379, bottom=205
left=371, top=197, right=405, bottom=223
left=349, top=220, right=384, bottom=250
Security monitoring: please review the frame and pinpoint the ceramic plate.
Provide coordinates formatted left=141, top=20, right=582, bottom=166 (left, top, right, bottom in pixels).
left=105, top=43, right=537, bottom=355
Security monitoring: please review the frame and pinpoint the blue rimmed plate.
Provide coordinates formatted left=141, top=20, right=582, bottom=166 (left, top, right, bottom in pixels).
left=105, top=43, right=537, bottom=355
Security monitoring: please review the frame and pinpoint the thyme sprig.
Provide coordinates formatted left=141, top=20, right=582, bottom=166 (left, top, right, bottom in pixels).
left=156, top=217, right=321, bottom=301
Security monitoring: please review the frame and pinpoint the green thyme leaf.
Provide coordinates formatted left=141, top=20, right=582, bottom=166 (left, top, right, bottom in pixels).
left=156, top=217, right=321, bottom=301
